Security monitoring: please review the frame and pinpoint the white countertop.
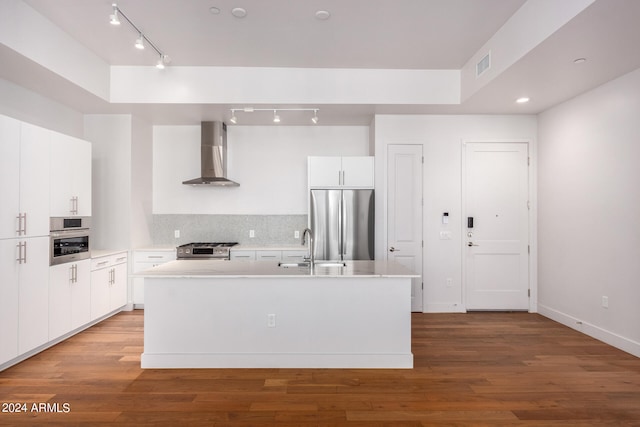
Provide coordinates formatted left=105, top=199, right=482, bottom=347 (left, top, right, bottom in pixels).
left=136, top=259, right=418, bottom=278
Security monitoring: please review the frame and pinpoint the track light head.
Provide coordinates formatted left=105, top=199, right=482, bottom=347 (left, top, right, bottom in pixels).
left=109, top=4, right=120, bottom=25
left=135, top=34, right=145, bottom=50
left=156, top=54, right=166, bottom=69
left=311, top=110, right=319, bottom=124
left=230, top=110, right=237, bottom=124
left=273, top=110, right=281, bottom=123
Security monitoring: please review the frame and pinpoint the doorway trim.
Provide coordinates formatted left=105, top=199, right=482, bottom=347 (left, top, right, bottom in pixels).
left=461, top=139, right=537, bottom=313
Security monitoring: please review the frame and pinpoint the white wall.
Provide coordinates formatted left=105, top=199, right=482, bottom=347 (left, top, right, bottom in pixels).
left=374, top=114, right=537, bottom=312
left=0, top=77, right=83, bottom=137
left=537, top=67, right=640, bottom=357
left=153, top=125, right=370, bottom=215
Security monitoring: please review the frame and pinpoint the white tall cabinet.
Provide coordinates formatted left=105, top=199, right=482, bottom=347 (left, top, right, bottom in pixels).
left=0, top=116, right=51, bottom=365
left=1, top=114, right=95, bottom=369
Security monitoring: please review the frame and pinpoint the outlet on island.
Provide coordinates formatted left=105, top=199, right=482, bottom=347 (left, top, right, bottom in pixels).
left=249, top=230, right=255, bottom=238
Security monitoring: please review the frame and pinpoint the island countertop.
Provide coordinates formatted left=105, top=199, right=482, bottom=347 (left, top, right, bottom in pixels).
left=135, top=259, right=418, bottom=278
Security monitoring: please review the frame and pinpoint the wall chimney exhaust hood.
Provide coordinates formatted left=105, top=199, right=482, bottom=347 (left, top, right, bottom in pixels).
left=182, top=121, right=239, bottom=186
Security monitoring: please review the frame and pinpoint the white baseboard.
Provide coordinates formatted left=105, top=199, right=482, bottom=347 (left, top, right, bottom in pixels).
left=538, top=304, right=640, bottom=358
left=423, top=303, right=466, bottom=313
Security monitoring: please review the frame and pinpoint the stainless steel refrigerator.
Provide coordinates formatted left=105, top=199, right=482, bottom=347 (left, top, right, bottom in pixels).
left=310, top=189, right=374, bottom=261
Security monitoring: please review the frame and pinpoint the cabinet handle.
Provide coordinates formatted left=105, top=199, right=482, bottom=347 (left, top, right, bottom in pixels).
left=15, top=213, right=27, bottom=235
left=16, top=241, right=26, bottom=264
left=96, top=260, right=109, bottom=267
left=116, top=257, right=127, bottom=262
left=70, top=196, right=79, bottom=215
left=148, top=256, right=164, bottom=259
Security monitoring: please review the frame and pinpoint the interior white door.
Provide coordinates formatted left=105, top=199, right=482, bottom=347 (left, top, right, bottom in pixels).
left=387, top=145, right=423, bottom=312
left=463, top=142, right=529, bottom=310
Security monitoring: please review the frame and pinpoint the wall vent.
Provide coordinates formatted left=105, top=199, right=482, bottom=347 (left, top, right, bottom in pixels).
left=476, top=51, right=491, bottom=77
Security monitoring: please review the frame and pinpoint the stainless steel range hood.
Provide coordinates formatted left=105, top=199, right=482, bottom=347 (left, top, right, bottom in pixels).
left=182, top=121, right=239, bottom=186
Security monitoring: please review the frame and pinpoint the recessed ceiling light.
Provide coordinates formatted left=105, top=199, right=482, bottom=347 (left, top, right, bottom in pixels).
left=232, top=7, right=247, bottom=18
left=315, top=10, right=331, bottom=20
left=209, top=7, right=220, bottom=15
left=573, top=57, right=587, bottom=64
left=516, top=97, right=530, bottom=104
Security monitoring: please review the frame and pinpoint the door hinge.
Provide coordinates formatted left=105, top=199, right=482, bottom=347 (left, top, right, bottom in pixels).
left=422, top=240, right=424, bottom=248
left=527, top=200, right=530, bottom=210
left=421, top=282, right=424, bottom=290
left=528, top=289, right=531, bottom=297
left=528, top=245, right=530, bottom=254
left=528, top=157, right=530, bottom=166
left=421, top=156, right=424, bottom=164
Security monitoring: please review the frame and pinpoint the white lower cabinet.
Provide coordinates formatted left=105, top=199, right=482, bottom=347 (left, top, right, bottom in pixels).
left=132, top=250, right=175, bottom=306
left=49, top=260, right=91, bottom=341
left=256, top=250, right=282, bottom=261
left=231, top=249, right=309, bottom=262
left=90, top=252, right=128, bottom=320
left=230, top=250, right=256, bottom=260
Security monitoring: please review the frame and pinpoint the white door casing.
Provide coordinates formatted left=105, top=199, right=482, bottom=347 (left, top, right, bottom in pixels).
left=463, top=142, right=529, bottom=310
left=387, top=145, right=423, bottom=312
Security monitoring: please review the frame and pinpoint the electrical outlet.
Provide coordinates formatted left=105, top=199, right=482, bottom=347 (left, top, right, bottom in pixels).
left=446, top=278, right=453, bottom=287
left=249, top=230, right=255, bottom=238
left=174, top=230, right=180, bottom=238
left=267, top=313, right=276, bottom=327
left=294, top=230, right=300, bottom=239
left=602, top=296, right=609, bottom=308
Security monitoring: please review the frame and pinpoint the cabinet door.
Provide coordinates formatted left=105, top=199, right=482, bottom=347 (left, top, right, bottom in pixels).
left=70, top=260, right=91, bottom=330
left=20, top=122, right=50, bottom=237
left=341, top=157, right=374, bottom=188
left=308, top=157, right=342, bottom=187
left=281, top=250, right=308, bottom=262
left=49, top=263, right=72, bottom=341
left=0, top=239, right=19, bottom=364
left=90, top=267, right=111, bottom=320
left=50, top=131, right=91, bottom=216
left=18, top=236, right=50, bottom=354
left=0, top=115, right=20, bottom=239
left=230, top=250, right=256, bottom=260
left=110, top=263, right=128, bottom=310
left=73, top=139, right=92, bottom=216
left=256, top=250, right=282, bottom=261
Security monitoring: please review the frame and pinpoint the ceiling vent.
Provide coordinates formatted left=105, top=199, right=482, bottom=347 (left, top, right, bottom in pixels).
left=476, top=51, right=491, bottom=78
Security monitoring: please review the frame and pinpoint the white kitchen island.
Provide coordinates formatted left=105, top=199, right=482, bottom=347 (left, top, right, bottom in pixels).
left=137, top=260, right=417, bottom=369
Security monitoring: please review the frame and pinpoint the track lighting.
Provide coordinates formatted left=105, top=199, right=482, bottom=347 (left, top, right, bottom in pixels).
left=227, top=108, right=320, bottom=124
left=109, top=4, right=167, bottom=68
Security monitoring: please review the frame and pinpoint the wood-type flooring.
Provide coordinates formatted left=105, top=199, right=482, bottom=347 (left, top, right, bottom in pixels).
left=1, top=310, right=639, bottom=426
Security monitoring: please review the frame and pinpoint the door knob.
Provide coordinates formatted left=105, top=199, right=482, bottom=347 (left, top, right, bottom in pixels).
left=389, top=246, right=399, bottom=252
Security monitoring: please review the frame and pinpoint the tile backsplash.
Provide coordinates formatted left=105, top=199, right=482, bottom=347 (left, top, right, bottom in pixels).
left=152, top=214, right=308, bottom=246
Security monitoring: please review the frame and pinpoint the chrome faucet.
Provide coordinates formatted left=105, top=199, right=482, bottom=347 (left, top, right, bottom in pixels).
left=302, top=228, right=314, bottom=265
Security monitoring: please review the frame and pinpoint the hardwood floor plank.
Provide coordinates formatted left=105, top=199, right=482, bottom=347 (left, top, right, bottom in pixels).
left=1, top=310, right=639, bottom=426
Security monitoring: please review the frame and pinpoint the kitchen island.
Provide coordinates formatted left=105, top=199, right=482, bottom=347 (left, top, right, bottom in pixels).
left=137, top=260, right=417, bottom=369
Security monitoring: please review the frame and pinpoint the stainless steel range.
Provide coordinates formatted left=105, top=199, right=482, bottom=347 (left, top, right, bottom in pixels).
left=176, top=242, right=238, bottom=260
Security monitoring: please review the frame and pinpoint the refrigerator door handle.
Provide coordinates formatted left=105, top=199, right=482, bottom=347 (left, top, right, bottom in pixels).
left=339, top=192, right=344, bottom=257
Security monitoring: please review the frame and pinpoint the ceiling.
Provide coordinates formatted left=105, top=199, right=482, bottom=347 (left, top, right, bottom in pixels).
left=5, top=0, right=640, bottom=125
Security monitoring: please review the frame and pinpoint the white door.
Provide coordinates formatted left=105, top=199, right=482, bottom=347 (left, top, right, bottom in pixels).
left=387, top=145, right=423, bottom=312
left=463, top=142, right=529, bottom=310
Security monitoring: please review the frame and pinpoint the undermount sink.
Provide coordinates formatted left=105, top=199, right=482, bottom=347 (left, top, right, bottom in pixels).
left=278, top=261, right=347, bottom=268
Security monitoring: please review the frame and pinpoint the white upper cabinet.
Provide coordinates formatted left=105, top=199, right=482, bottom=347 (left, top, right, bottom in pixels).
left=308, top=156, right=374, bottom=188
left=0, top=116, right=50, bottom=239
left=50, top=131, right=91, bottom=216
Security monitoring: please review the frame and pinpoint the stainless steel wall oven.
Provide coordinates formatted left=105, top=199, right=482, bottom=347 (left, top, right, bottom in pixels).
left=49, top=217, right=91, bottom=266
